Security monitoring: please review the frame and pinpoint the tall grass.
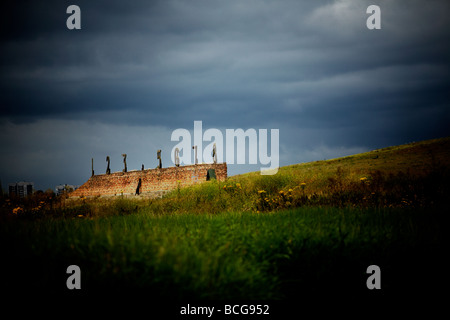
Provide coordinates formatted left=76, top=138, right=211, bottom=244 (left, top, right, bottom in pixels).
left=3, top=164, right=447, bottom=221
left=0, top=137, right=447, bottom=303
left=0, top=206, right=443, bottom=300
left=143, top=165, right=448, bottom=215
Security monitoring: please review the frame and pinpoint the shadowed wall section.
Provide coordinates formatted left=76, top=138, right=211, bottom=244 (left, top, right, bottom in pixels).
left=69, top=163, right=227, bottom=198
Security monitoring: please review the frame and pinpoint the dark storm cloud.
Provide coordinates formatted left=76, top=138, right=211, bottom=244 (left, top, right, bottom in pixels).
left=2, top=1, right=449, bottom=127
left=1, top=0, right=450, bottom=190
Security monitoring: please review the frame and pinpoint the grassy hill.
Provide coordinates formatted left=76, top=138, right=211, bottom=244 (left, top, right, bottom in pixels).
left=233, top=136, right=450, bottom=192
left=0, top=137, right=447, bottom=308
left=147, top=136, right=450, bottom=215
left=3, top=136, right=449, bottom=219
left=45, top=136, right=450, bottom=217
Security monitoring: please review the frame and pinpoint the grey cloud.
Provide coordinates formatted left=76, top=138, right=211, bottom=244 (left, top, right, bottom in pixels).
left=0, top=119, right=174, bottom=190
left=1, top=0, right=449, bottom=190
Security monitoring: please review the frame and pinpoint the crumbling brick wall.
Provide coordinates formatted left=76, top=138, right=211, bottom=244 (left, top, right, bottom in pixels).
left=69, top=163, right=227, bottom=198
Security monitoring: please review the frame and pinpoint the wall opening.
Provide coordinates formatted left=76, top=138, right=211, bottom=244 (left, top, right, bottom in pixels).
left=206, top=169, right=216, bottom=181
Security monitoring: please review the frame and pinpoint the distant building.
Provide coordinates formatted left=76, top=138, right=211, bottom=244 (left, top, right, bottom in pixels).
left=55, top=184, right=79, bottom=196
left=9, top=181, right=34, bottom=198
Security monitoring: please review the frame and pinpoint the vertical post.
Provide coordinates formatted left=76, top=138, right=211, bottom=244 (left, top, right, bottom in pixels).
left=106, top=156, right=111, bottom=174
left=193, top=145, right=198, bottom=165
left=212, top=143, right=217, bottom=164
left=91, top=158, right=94, bottom=177
left=122, top=154, right=127, bottom=173
left=174, top=148, right=180, bottom=167
left=157, top=150, right=162, bottom=169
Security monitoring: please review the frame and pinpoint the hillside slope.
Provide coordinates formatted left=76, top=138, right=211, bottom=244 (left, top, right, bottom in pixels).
left=219, top=136, right=450, bottom=210
left=233, top=136, right=450, bottom=189
left=56, top=136, right=450, bottom=215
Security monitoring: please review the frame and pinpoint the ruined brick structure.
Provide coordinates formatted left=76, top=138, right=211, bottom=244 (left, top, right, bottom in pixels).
left=69, top=163, right=227, bottom=198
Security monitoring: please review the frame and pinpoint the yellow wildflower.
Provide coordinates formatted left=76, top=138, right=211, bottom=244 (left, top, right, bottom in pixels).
left=12, top=207, right=23, bottom=215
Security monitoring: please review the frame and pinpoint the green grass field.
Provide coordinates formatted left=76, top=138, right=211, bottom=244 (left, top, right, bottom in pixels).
left=1, top=207, right=444, bottom=300
left=0, top=137, right=448, bottom=309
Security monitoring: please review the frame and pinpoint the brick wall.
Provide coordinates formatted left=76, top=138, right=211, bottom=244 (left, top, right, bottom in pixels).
left=69, top=163, right=227, bottom=198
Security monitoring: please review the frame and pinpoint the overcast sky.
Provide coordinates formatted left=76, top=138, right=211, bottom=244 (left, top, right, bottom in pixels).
left=1, top=0, right=449, bottom=191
